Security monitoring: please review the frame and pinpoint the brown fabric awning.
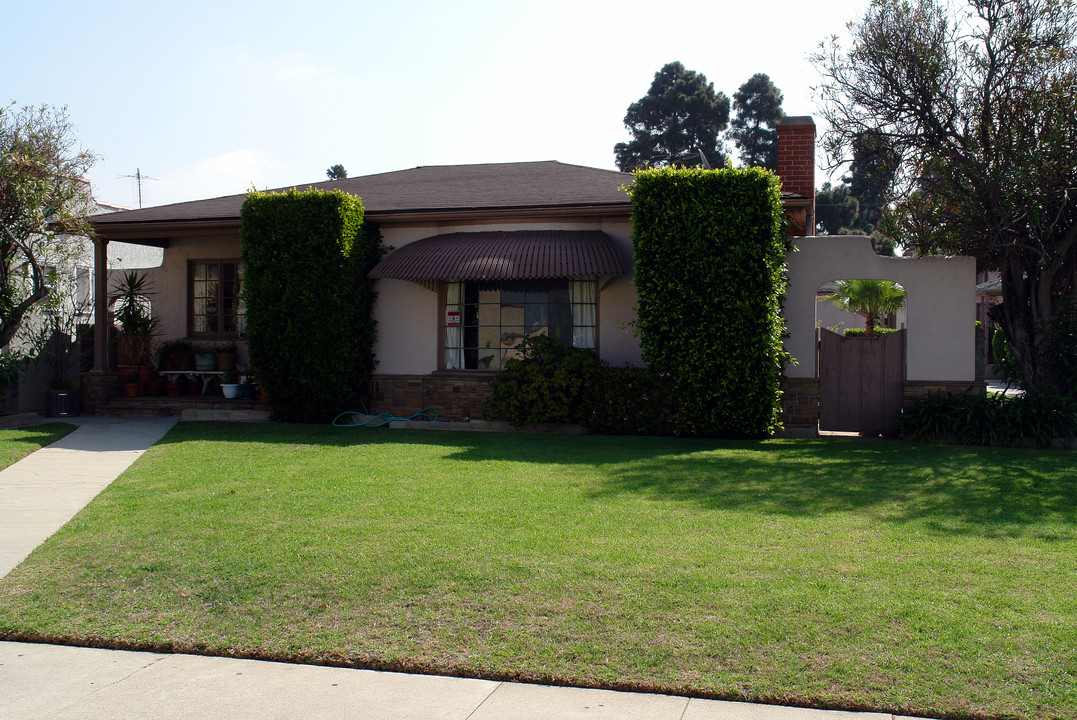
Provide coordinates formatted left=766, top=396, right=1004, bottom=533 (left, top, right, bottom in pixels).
left=368, top=230, right=628, bottom=281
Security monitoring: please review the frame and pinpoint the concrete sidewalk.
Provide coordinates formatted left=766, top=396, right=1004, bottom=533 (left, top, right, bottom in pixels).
left=0, top=417, right=921, bottom=720
left=0, top=416, right=178, bottom=577
left=0, top=642, right=913, bottom=720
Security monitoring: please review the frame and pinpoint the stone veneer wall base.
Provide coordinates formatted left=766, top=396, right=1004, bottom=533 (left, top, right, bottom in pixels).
left=370, top=374, right=495, bottom=421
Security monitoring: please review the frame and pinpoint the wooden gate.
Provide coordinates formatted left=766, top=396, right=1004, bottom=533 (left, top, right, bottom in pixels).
left=819, top=329, right=905, bottom=435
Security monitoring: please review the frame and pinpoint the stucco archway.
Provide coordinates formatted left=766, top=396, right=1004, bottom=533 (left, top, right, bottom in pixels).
left=783, top=236, right=976, bottom=383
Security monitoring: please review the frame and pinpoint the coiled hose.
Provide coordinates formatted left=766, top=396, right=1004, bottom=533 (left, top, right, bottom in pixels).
left=332, top=401, right=439, bottom=428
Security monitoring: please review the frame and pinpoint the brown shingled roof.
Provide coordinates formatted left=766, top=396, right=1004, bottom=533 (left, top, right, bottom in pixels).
left=369, top=231, right=628, bottom=281
left=90, top=161, right=633, bottom=229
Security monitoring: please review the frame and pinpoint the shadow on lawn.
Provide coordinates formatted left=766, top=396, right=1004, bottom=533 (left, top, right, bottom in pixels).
left=0, top=422, right=77, bottom=462
left=592, top=440, right=1077, bottom=538
left=160, top=422, right=1077, bottom=539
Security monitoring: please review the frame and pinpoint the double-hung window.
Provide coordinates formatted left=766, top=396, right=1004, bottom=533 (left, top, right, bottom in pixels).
left=443, top=278, right=596, bottom=370
left=189, top=260, right=245, bottom=337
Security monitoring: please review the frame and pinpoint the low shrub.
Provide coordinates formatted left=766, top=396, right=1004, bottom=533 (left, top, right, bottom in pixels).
left=843, top=327, right=899, bottom=337
left=483, top=336, right=678, bottom=435
left=483, top=335, right=601, bottom=426
left=896, top=390, right=1077, bottom=448
left=583, top=365, right=676, bottom=436
left=991, top=326, right=1022, bottom=388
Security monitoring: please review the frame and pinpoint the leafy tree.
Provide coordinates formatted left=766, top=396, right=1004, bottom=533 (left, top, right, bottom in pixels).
left=728, top=73, right=785, bottom=169
left=820, top=279, right=907, bottom=337
left=0, top=104, right=95, bottom=349
left=815, top=0, right=1077, bottom=396
left=614, top=62, right=730, bottom=172
left=326, top=164, right=347, bottom=180
left=816, top=182, right=896, bottom=255
left=815, top=182, right=860, bottom=235
left=846, top=130, right=900, bottom=233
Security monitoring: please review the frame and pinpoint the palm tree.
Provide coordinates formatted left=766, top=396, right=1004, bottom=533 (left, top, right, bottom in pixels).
left=820, top=279, right=906, bottom=337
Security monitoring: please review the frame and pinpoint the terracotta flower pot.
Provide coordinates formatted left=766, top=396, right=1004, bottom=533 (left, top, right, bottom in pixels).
left=216, top=351, right=237, bottom=371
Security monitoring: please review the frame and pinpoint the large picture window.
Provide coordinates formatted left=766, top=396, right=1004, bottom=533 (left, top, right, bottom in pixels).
left=190, top=260, right=245, bottom=337
left=444, top=278, right=596, bottom=370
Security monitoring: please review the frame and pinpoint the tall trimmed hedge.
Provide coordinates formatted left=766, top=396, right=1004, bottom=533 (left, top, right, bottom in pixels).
left=627, top=166, right=788, bottom=437
left=240, top=189, right=382, bottom=422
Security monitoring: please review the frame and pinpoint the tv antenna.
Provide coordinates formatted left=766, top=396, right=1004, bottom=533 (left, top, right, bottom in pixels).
left=119, top=168, right=158, bottom=208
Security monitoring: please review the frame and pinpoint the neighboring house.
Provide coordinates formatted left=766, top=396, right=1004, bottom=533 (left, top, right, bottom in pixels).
left=975, top=270, right=1003, bottom=377
left=5, top=191, right=164, bottom=414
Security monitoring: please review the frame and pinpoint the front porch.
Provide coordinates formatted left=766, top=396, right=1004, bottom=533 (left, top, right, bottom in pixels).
left=91, top=394, right=270, bottom=419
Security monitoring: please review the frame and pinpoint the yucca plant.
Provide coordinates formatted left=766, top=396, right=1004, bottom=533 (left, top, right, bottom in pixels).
left=109, top=271, right=160, bottom=366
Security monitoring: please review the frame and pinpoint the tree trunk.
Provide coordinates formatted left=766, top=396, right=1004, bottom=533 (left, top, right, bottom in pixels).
left=990, top=250, right=1062, bottom=396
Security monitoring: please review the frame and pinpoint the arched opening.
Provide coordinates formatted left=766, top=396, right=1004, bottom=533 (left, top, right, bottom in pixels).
left=815, top=278, right=908, bottom=337
left=813, top=278, right=909, bottom=436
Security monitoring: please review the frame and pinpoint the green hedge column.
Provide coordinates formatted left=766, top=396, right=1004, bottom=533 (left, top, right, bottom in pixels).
left=240, top=189, right=382, bottom=422
left=628, top=166, right=788, bottom=437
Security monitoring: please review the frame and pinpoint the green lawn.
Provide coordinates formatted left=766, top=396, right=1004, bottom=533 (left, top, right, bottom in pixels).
left=0, top=422, right=76, bottom=469
left=1, top=422, right=1074, bottom=719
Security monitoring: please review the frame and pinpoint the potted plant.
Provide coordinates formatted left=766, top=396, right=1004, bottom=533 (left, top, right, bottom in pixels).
left=110, top=271, right=161, bottom=384
left=193, top=343, right=216, bottom=371
left=145, top=374, right=164, bottom=396
left=122, top=370, right=141, bottom=397
left=165, top=378, right=184, bottom=396
left=239, top=373, right=256, bottom=399
left=216, top=343, right=238, bottom=372
left=220, top=369, right=240, bottom=398
left=157, top=339, right=195, bottom=371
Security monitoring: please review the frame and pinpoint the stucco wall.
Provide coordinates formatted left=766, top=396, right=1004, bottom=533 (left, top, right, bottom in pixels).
left=118, top=231, right=974, bottom=385
left=785, top=236, right=976, bottom=382
left=137, top=234, right=245, bottom=360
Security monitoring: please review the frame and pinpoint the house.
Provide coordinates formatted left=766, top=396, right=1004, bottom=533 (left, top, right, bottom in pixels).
left=975, top=271, right=1003, bottom=378
left=84, top=117, right=976, bottom=431
left=85, top=120, right=819, bottom=419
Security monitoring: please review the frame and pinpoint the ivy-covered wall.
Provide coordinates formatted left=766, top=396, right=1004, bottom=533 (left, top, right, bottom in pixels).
left=240, top=189, right=382, bottom=422
left=628, top=166, right=788, bottom=437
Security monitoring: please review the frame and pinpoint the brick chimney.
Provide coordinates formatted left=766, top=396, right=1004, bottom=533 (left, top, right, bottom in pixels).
left=777, top=116, right=817, bottom=236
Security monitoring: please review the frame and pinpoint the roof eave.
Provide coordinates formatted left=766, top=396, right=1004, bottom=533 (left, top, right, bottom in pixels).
left=368, top=202, right=632, bottom=224
left=88, top=202, right=633, bottom=244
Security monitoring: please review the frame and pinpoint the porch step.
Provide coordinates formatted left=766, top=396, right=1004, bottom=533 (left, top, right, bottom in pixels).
left=93, top=395, right=271, bottom=419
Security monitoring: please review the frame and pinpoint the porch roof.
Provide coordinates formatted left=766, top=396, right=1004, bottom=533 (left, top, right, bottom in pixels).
left=368, top=230, right=628, bottom=281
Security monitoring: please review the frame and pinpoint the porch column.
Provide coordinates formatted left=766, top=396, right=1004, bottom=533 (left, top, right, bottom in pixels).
left=93, top=235, right=109, bottom=372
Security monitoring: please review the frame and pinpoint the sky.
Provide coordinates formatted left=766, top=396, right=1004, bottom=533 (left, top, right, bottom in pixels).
left=5, top=0, right=870, bottom=210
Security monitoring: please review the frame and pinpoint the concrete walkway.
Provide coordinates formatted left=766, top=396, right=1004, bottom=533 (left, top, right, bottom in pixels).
left=0, top=417, right=922, bottom=720
left=0, top=416, right=178, bottom=577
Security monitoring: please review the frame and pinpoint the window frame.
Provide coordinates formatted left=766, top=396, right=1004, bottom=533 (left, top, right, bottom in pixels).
left=187, top=259, right=245, bottom=339
left=439, top=277, right=599, bottom=372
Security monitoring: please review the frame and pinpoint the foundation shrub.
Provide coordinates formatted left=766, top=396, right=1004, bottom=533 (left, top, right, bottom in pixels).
left=582, top=365, right=677, bottom=436
left=627, top=166, right=788, bottom=438
left=896, top=391, right=1077, bottom=448
left=483, top=335, right=601, bottom=426
left=483, top=336, right=677, bottom=435
left=240, top=189, right=382, bottom=422
left=1047, top=301, right=1077, bottom=399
